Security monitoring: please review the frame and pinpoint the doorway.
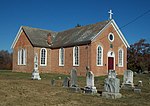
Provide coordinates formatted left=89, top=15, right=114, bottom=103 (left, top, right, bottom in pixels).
left=108, top=57, right=114, bottom=70
left=107, top=51, right=115, bottom=71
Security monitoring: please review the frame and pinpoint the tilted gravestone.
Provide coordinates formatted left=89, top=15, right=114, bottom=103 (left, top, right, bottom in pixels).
left=31, top=53, right=41, bottom=80
left=102, top=70, right=122, bottom=99
left=84, top=71, right=97, bottom=94
left=121, top=70, right=134, bottom=89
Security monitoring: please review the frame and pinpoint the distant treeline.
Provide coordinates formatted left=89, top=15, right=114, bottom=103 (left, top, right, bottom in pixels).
left=127, top=39, right=150, bottom=73
left=0, top=50, right=12, bottom=70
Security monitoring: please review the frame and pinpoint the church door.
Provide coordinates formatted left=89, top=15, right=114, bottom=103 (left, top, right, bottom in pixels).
left=108, top=57, right=114, bottom=70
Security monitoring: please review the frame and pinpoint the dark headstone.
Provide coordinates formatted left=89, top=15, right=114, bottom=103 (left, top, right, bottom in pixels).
left=51, top=79, right=55, bottom=86
left=62, top=77, right=70, bottom=87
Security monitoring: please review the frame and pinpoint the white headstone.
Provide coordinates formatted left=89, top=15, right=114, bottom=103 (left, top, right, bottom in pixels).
left=34, top=53, right=38, bottom=70
left=84, top=71, right=97, bottom=94
left=123, top=70, right=134, bottom=86
left=32, top=53, right=41, bottom=80
left=86, top=71, right=94, bottom=87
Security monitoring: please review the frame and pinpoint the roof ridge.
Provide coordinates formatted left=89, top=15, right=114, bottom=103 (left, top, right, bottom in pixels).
left=58, top=20, right=110, bottom=33
left=22, top=26, right=57, bottom=33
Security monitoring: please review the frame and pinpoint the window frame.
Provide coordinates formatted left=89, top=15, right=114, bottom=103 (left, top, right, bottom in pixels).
left=108, top=33, right=114, bottom=42
left=73, top=46, right=79, bottom=66
left=118, top=48, right=124, bottom=67
left=40, top=48, right=47, bottom=66
left=96, top=45, right=103, bottom=66
left=59, top=48, right=65, bottom=66
left=18, top=48, right=26, bottom=65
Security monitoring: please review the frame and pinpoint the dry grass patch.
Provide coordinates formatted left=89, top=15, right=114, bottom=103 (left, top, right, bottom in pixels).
left=0, top=70, right=150, bottom=106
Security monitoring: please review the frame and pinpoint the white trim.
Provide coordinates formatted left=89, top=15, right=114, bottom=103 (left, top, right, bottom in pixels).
left=91, top=19, right=130, bottom=48
left=40, top=48, right=47, bottom=66
left=91, top=21, right=112, bottom=41
left=24, top=49, right=26, bottom=65
left=108, top=32, right=114, bottom=42
left=59, top=48, right=65, bottom=66
left=107, top=51, right=115, bottom=70
left=111, top=20, right=130, bottom=48
left=73, top=46, right=80, bottom=66
left=96, top=45, right=103, bottom=66
left=17, top=48, right=26, bottom=65
left=118, top=48, right=124, bottom=67
left=11, top=26, right=23, bottom=49
left=18, top=49, right=20, bottom=65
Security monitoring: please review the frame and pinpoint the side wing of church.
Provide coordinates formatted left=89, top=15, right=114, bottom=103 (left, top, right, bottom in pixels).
left=11, top=19, right=130, bottom=76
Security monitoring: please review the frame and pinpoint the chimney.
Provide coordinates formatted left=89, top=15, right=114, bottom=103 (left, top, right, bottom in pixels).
left=47, top=33, right=52, bottom=45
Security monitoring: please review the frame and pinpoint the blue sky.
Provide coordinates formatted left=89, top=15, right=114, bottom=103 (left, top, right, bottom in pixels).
left=0, top=0, right=150, bottom=52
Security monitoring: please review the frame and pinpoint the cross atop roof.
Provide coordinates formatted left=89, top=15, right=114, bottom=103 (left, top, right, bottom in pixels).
left=108, top=10, right=113, bottom=20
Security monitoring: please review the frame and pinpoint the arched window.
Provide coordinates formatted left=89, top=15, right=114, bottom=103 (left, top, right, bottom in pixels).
left=40, top=48, right=47, bottom=66
left=97, top=45, right=103, bottom=66
left=73, top=46, right=79, bottom=66
left=18, top=48, right=26, bottom=65
left=118, top=49, right=123, bottom=67
left=59, top=48, right=65, bottom=66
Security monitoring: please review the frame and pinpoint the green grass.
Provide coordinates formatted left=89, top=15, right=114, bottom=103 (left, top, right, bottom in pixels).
left=0, top=70, right=150, bottom=106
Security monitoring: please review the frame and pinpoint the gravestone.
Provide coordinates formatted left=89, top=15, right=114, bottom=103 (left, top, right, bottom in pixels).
left=70, top=68, right=78, bottom=87
left=62, top=77, right=70, bottom=87
left=102, top=70, right=122, bottom=99
left=70, top=68, right=80, bottom=92
left=84, top=71, right=97, bottom=94
left=108, top=70, right=116, bottom=78
left=31, top=53, right=41, bottom=80
left=121, top=70, right=134, bottom=89
left=51, top=79, right=55, bottom=86
left=138, top=80, right=143, bottom=87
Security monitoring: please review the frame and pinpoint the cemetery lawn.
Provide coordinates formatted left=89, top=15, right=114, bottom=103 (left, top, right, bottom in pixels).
left=0, top=70, right=150, bottom=106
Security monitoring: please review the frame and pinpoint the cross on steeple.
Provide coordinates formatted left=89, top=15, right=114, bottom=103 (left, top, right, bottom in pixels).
left=108, top=10, right=113, bottom=20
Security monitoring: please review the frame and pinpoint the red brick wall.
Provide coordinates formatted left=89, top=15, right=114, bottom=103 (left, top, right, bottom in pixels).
left=13, top=24, right=127, bottom=76
left=90, top=24, right=127, bottom=76
left=51, top=45, right=90, bottom=76
left=13, top=31, right=34, bottom=73
left=13, top=31, right=52, bottom=73
left=33, top=47, right=51, bottom=73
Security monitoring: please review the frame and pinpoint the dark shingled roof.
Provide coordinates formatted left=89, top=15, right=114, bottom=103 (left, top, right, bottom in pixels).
left=22, top=20, right=110, bottom=48
left=52, top=20, right=110, bottom=48
left=22, top=26, right=57, bottom=48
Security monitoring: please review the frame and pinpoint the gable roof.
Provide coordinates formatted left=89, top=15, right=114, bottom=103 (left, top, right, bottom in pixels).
left=22, top=26, right=57, bottom=48
left=11, top=26, right=57, bottom=48
left=11, top=19, right=130, bottom=49
left=52, top=20, right=110, bottom=48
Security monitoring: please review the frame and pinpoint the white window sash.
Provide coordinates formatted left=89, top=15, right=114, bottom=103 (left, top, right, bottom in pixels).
left=73, top=46, right=79, bottom=66
left=18, top=49, right=20, bottom=65
left=118, top=49, right=123, bottom=67
left=40, top=48, right=47, bottom=66
left=59, top=48, right=65, bottom=66
left=18, top=48, right=26, bottom=65
left=97, top=45, right=103, bottom=66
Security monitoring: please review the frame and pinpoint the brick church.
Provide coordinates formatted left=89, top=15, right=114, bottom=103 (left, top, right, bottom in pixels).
left=11, top=12, right=130, bottom=76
